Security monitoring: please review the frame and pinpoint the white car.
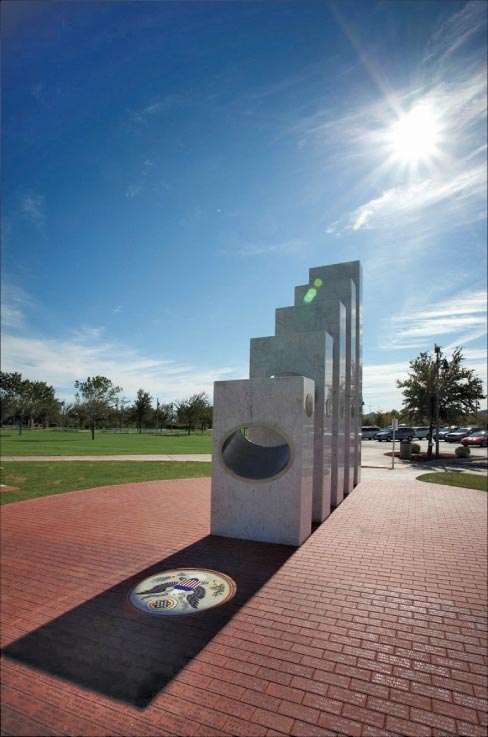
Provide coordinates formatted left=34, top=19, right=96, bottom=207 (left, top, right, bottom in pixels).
left=362, top=425, right=381, bottom=439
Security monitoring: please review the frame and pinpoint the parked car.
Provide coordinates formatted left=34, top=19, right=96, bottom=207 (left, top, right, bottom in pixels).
left=376, top=426, right=415, bottom=442
left=413, top=427, right=430, bottom=439
left=434, top=427, right=451, bottom=440
left=461, top=430, right=488, bottom=448
left=445, top=427, right=479, bottom=443
left=362, top=425, right=381, bottom=440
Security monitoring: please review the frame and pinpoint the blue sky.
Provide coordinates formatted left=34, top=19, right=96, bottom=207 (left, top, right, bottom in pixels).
left=2, top=0, right=487, bottom=412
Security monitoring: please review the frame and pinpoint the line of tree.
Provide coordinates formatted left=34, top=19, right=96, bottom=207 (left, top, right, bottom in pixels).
left=3, top=347, right=484, bottom=443
left=1, top=371, right=213, bottom=439
left=0, top=372, right=61, bottom=434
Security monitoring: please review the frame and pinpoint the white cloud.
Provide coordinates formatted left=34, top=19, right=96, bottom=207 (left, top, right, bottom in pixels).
left=425, top=1, right=487, bottom=64
left=20, top=192, right=45, bottom=228
left=0, top=284, right=34, bottom=331
left=330, top=164, right=486, bottom=235
left=0, top=328, right=239, bottom=403
left=124, top=158, right=158, bottom=199
left=382, top=289, right=487, bottom=351
left=125, top=183, right=142, bottom=198
left=363, top=362, right=408, bottom=410
left=127, top=95, right=185, bottom=127
left=1, top=305, right=24, bottom=330
left=363, top=349, right=487, bottom=412
left=302, top=3, right=487, bottom=241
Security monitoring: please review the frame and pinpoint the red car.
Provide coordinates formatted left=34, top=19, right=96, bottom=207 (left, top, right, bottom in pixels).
left=461, top=430, right=488, bottom=448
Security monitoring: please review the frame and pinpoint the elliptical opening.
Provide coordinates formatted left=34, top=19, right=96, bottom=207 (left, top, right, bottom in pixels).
left=221, top=425, right=291, bottom=481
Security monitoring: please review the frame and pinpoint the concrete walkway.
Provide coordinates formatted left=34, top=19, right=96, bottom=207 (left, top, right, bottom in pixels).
left=1, top=475, right=486, bottom=736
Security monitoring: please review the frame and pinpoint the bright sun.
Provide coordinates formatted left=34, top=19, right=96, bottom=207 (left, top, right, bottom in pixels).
left=387, top=103, right=440, bottom=166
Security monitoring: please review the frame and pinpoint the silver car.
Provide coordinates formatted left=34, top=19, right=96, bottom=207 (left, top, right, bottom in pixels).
left=362, top=425, right=381, bottom=440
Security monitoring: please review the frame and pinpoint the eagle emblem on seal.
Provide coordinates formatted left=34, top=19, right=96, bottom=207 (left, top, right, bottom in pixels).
left=138, top=576, right=206, bottom=609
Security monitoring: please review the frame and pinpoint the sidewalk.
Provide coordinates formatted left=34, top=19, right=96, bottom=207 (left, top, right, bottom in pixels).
left=1, top=475, right=486, bottom=736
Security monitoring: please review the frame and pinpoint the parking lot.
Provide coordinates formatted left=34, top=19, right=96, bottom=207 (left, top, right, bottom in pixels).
left=361, top=437, right=488, bottom=468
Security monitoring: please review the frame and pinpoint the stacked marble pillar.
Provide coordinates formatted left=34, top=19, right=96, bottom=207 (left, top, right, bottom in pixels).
left=210, top=260, right=362, bottom=547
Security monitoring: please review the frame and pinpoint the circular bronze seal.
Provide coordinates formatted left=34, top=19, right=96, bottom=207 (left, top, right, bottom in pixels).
left=129, top=568, right=236, bottom=616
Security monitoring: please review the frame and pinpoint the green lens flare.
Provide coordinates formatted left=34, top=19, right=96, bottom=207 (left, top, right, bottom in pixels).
left=304, top=288, right=317, bottom=304
left=313, top=278, right=323, bottom=287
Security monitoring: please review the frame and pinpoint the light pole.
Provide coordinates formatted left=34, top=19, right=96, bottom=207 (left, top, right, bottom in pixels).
left=434, top=344, right=440, bottom=458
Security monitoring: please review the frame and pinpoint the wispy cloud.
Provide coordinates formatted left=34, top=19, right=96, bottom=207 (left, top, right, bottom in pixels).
left=0, top=284, right=34, bottom=331
left=424, top=1, right=487, bottom=64
left=125, top=183, right=142, bottom=199
left=125, top=158, right=156, bottom=198
left=285, top=3, right=487, bottom=242
left=363, top=349, right=487, bottom=411
left=0, top=327, right=239, bottom=403
left=382, top=289, right=487, bottom=351
left=329, top=164, right=486, bottom=234
left=19, top=192, right=46, bottom=230
left=127, top=95, right=185, bottom=127
left=363, top=362, right=409, bottom=410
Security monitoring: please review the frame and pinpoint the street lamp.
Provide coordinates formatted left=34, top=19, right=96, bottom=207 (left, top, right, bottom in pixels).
left=434, top=344, right=440, bottom=458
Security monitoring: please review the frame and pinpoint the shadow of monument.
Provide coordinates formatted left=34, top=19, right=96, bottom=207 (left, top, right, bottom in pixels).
left=3, top=535, right=294, bottom=708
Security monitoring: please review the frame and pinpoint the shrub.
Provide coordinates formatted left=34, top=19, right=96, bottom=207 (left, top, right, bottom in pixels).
left=455, top=445, right=470, bottom=458
left=411, top=443, right=421, bottom=454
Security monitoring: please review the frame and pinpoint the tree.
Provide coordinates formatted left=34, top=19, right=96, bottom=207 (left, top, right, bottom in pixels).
left=0, top=372, right=29, bottom=434
left=397, top=347, right=485, bottom=458
left=26, top=381, right=59, bottom=428
left=133, top=389, right=152, bottom=433
left=198, top=402, right=213, bottom=433
left=74, top=376, right=122, bottom=440
left=175, top=392, right=210, bottom=435
left=154, top=401, right=175, bottom=432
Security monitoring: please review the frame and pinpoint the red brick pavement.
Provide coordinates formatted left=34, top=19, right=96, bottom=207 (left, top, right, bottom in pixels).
left=1, top=477, right=487, bottom=736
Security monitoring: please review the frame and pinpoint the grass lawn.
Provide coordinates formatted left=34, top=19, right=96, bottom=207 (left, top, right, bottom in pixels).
left=0, top=461, right=212, bottom=505
left=417, top=471, right=488, bottom=492
left=0, top=429, right=212, bottom=456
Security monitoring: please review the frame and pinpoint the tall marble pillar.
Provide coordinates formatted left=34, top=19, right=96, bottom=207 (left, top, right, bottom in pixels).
left=306, top=261, right=362, bottom=486
left=250, top=330, right=334, bottom=522
left=295, top=276, right=356, bottom=495
left=275, top=299, right=347, bottom=508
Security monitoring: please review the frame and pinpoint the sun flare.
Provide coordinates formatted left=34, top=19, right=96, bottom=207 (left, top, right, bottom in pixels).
left=387, top=103, right=440, bottom=166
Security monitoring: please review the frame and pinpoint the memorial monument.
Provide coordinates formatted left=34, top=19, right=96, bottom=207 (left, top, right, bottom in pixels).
left=211, top=260, right=362, bottom=546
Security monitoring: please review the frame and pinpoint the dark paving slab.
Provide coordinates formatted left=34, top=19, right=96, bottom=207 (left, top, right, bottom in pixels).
left=1, top=477, right=487, bottom=736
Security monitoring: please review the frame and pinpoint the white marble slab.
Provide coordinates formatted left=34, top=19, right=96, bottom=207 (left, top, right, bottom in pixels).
left=307, top=261, right=362, bottom=486
left=295, top=277, right=354, bottom=495
left=250, top=332, right=333, bottom=523
left=211, top=376, right=315, bottom=546
left=275, top=299, right=346, bottom=507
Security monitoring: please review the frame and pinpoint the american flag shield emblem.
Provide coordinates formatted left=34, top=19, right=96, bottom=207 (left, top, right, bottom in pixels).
left=174, top=578, right=200, bottom=591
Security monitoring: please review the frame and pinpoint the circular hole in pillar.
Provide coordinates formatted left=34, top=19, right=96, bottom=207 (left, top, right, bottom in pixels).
left=220, top=424, right=292, bottom=481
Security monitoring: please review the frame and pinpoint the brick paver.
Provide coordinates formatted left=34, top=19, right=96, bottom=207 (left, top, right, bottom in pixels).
left=1, top=477, right=487, bottom=736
